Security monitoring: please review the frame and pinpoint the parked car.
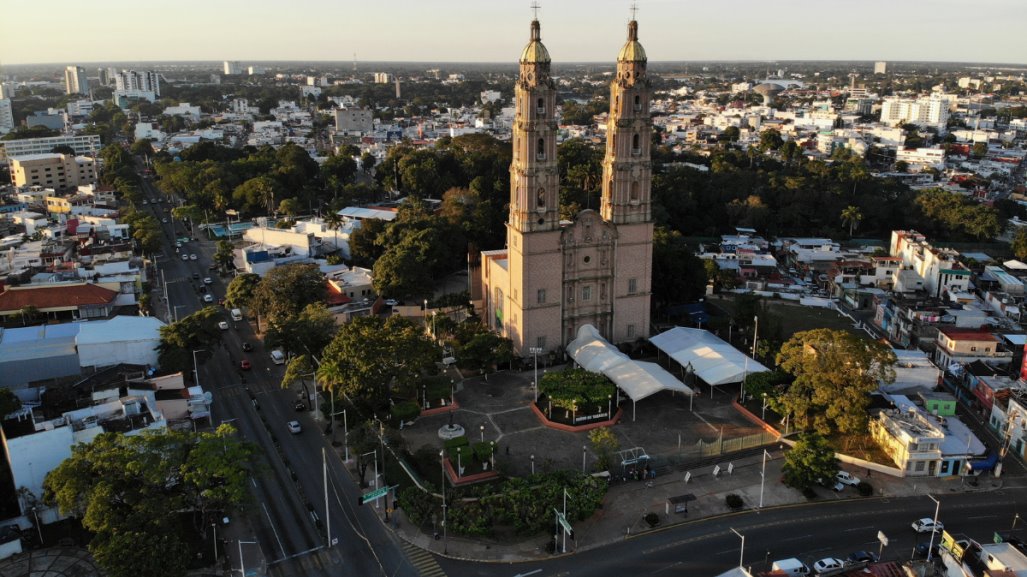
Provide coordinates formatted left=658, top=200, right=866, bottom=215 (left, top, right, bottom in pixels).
left=812, top=557, right=844, bottom=574
left=203, top=294, right=214, bottom=303
left=287, top=421, right=302, bottom=434
left=847, top=551, right=878, bottom=564
left=203, top=277, right=213, bottom=285
left=192, top=273, right=200, bottom=279
left=190, top=254, right=198, bottom=261
left=181, top=254, right=189, bottom=261
left=239, top=359, right=251, bottom=370
left=835, top=471, right=861, bottom=486
left=218, top=321, right=229, bottom=330
left=912, top=518, right=944, bottom=533
left=384, top=299, right=398, bottom=306
left=208, top=264, right=218, bottom=270
left=294, top=401, right=306, bottom=411
left=242, top=342, right=253, bottom=352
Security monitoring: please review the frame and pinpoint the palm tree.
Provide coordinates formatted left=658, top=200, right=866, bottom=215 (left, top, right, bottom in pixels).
left=840, top=205, right=863, bottom=237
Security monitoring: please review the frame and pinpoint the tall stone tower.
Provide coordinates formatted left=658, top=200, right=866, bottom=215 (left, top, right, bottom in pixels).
left=500, top=17, right=564, bottom=353
left=602, top=18, right=653, bottom=343
left=479, top=16, right=654, bottom=355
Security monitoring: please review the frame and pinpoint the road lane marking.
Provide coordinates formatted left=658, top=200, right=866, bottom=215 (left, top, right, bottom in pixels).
left=263, top=502, right=287, bottom=559
left=844, top=526, right=875, bottom=532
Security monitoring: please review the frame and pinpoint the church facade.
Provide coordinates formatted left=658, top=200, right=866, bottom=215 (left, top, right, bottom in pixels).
left=480, top=17, right=654, bottom=356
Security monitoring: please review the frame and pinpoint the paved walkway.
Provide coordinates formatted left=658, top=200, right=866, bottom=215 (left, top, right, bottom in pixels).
left=0, top=547, right=101, bottom=577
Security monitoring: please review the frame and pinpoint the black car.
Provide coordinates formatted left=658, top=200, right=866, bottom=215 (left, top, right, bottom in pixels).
left=847, top=551, right=878, bottom=564
left=294, top=401, right=306, bottom=411
left=192, top=273, right=200, bottom=279
left=241, top=342, right=253, bottom=352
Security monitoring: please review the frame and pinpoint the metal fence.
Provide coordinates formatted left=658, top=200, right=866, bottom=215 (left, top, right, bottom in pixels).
left=643, top=430, right=781, bottom=475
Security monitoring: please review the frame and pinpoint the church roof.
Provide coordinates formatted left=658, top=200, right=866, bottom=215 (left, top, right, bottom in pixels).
left=617, top=20, right=647, bottom=62
left=520, top=19, right=551, bottom=64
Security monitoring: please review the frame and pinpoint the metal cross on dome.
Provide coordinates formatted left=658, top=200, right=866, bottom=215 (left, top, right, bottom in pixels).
left=530, top=2, right=541, bottom=19
left=630, top=1, right=639, bottom=20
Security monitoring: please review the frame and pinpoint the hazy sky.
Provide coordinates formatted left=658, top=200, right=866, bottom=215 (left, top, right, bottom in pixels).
left=4, top=0, right=1026, bottom=65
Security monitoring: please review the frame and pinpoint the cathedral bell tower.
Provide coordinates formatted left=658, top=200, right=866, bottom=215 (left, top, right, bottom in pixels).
left=510, top=18, right=560, bottom=233
left=600, top=19, right=652, bottom=225
left=602, top=17, right=653, bottom=344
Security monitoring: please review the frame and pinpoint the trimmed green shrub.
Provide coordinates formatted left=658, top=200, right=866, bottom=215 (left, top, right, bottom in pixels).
left=856, top=481, right=873, bottom=496
left=725, top=494, right=744, bottom=509
left=393, top=401, right=420, bottom=422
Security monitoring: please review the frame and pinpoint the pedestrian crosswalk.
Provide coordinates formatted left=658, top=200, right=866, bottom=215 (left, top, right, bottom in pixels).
left=401, top=539, right=447, bottom=577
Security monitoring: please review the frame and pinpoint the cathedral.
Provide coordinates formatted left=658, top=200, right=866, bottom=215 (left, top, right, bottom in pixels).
left=479, top=15, right=654, bottom=356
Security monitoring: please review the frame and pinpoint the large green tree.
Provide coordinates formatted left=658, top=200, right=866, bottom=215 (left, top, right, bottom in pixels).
left=156, top=307, right=224, bottom=374
left=250, top=264, right=327, bottom=328
left=317, top=316, right=437, bottom=409
left=225, top=273, right=261, bottom=310
left=265, top=303, right=337, bottom=357
left=776, top=329, right=896, bottom=435
left=781, top=432, right=838, bottom=491
left=43, top=426, right=255, bottom=577
left=652, top=227, right=708, bottom=308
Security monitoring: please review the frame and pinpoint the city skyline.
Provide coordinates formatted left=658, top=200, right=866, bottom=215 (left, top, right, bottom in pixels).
left=3, top=0, right=1026, bottom=67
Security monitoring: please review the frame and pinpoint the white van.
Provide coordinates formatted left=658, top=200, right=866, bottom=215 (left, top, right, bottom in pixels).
left=270, top=349, right=285, bottom=365
left=230, top=308, right=243, bottom=321
left=772, top=558, right=810, bottom=576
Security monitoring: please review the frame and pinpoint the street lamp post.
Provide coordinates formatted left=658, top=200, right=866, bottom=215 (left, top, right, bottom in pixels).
left=439, top=450, right=448, bottom=554
left=582, top=445, right=587, bottom=474
left=423, top=385, right=428, bottom=410
left=211, top=523, right=217, bottom=566
left=759, top=449, right=770, bottom=509
left=762, top=393, right=768, bottom=421
left=731, top=528, right=745, bottom=568
left=192, top=349, right=206, bottom=388
left=926, top=494, right=941, bottom=563
left=457, top=448, right=462, bottom=478
left=490, top=441, right=495, bottom=470
left=608, top=394, right=612, bottom=420
left=480, top=424, right=485, bottom=444
left=530, top=454, right=535, bottom=475
left=529, top=347, right=543, bottom=403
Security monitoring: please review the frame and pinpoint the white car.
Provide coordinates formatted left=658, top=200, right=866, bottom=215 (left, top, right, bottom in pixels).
left=835, top=471, right=861, bottom=486
left=912, top=518, right=944, bottom=533
left=812, top=557, right=844, bottom=574
left=181, top=253, right=189, bottom=261
left=190, top=254, right=198, bottom=261
left=203, top=277, right=213, bottom=285
left=384, top=299, right=398, bottom=306
left=203, top=294, right=214, bottom=303
left=218, top=321, right=229, bottom=330
left=287, top=421, right=302, bottom=434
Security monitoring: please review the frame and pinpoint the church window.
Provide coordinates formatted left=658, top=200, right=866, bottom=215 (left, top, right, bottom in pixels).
left=600, top=283, right=607, bottom=300
left=537, top=97, right=545, bottom=115
left=582, top=285, right=592, bottom=302
left=632, top=133, right=641, bottom=155
left=536, top=138, right=545, bottom=160
left=583, top=256, right=591, bottom=264
left=537, top=187, right=545, bottom=208
left=537, top=288, right=546, bottom=304
left=634, top=94, right=641, bottom=111
left=630, top=181, right=640, bottom=201
left=627, top=324, right=636, bottom=339
left=537, top=336, right=547, bottom=349
left=628, top=278, right=638, bottom=294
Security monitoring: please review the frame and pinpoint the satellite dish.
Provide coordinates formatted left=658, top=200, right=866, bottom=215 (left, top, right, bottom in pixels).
left=203, top=392, right=213, bottom=403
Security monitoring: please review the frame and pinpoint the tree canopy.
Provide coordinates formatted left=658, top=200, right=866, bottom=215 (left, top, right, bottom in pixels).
left=157, top=307, right=225, bottom=374
left=781, top=432, right=838, bottom=491
left=776, top=329, right=896, bottom=435
left=317, top=316, right=438, bottom=410
left=43, top=426, right=255, bottom=577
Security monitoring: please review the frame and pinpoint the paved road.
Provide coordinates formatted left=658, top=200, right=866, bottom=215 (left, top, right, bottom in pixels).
left=436, top=486, right=1027, bottom=577
left=138, top=175, right=420, bottom=577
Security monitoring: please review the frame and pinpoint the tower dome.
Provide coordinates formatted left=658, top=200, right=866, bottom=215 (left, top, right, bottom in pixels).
left=520, top=19, right=551, bottom=64
left=617, top=20, right=647, bottom=62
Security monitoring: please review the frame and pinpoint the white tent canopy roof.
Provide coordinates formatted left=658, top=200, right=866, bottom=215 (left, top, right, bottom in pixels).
left=566, top=325, right=692, bottom=402
left=649, top=327, right=770, bottom=386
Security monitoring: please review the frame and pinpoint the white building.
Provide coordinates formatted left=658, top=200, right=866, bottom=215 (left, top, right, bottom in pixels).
left=896, top=147, right=946, bottom=172
left=0, top=99, right=13, bottom=135
left=223, top=61, right=242, bottom=75
left=64, top=66, right=88, bottom=95
left=113, top=70, right=160, bottom=97
left=248, top=65, right=266, bottom=75
left=0, top=134, right=101, bottom=161
left=373, top=72, right=392, bottom=84
left=890, top=230, right=970, bottom=297
left=163, top=102, right=202, bottom=120
left=880, top=95, right=951, bottom=130
left=874, top=61, right=887, bottom=75
left=334, top=107, right=373, bottom=133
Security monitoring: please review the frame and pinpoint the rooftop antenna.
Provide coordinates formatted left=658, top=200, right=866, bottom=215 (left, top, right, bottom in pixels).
left=530, top=1, right=541, bottom=19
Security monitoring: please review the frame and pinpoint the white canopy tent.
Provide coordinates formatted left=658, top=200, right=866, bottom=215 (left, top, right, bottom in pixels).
left=566, top=325, right=692, bottom=420
left=649, top=327, right=770, bottom=388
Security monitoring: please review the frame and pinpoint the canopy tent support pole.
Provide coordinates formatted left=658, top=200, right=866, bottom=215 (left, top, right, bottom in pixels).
left=633, top=400, right=636, bottom=422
